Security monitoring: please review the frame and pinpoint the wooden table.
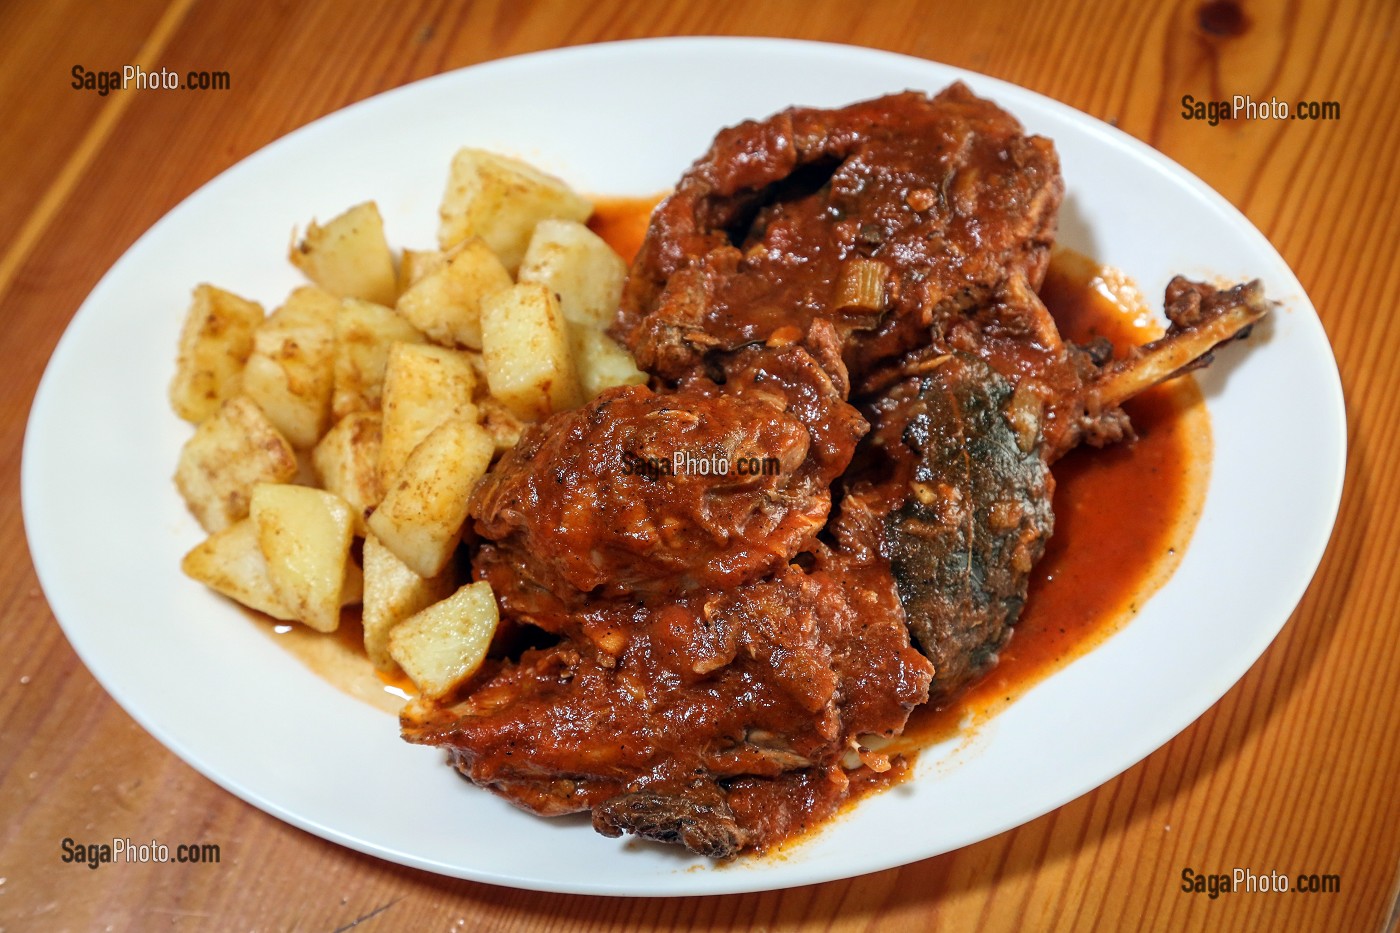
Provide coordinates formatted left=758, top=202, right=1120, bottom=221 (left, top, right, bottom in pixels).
left=2, top=1, right=1395, bottom=929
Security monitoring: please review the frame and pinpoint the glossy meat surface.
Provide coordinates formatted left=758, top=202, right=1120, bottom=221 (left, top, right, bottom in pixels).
left=615, top=84, right=1063, bottom=381
left=401, top=86, right=1270, bottom=857
left=473, top=336, right=868, bottom=631
left=472, top=382, right=833, bottom=603
left=402, top=557, right=932, bottom=857
left=836, top=276, right=1266, bottom=702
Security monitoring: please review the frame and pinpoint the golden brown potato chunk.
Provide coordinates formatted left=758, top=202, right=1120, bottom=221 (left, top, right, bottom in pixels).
left=290, top=201, right=397, bottom=306
left=169, top=284, right=265, bottom=423
left=175, top=395, right=298, bottom=532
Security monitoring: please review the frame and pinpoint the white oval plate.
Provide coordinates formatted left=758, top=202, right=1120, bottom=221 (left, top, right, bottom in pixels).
left=22, top=39, right=1344, bottom=896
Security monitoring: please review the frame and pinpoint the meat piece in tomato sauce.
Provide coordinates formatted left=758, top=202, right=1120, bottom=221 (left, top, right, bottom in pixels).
left=403, top=555, right=930, bottom=858
left=471, top=330, right=866, bottom=629
left=614, top=83, right=1063, bottom=382
left=401, top=86, right=1271, bottom=858
left=835, top=276, right=1268, bottom=703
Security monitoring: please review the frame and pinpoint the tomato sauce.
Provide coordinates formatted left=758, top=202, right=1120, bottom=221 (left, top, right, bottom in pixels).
left=267, top=196, right=1210, bottom=787
left=586, top=195, right=661, bottom=270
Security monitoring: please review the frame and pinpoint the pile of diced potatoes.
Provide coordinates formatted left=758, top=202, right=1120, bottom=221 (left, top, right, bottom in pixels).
left=172, top=149, right=646, bottom=700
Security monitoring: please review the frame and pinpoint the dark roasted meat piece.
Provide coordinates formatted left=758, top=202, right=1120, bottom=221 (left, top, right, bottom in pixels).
left=471, top=334, right=868, bottom=630
left=401, top=558, right=932, bottom=856
left=838, top=276, right=1267, bottom=702
left=614, top=83, right=1063, bottom=381
left=471, top=382, right=834, bottom=605
left=402, top=85, right=1271, bottom=858
left=835, top=355, right=1054, bottom=701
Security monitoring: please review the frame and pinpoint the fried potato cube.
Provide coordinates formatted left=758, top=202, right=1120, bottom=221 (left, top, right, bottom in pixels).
left=242, top=286, right=338, bottom=448
left=333, top=297, right=426, bottom=419
left=569, top=323, right=648, bottom=400
left=480, top=283, right=582, bottom=420
left=438, top=149, right=592, bottom=273
left=175, top=395, right=298, bottom=532
left=517, top=219, right=627, bottom=329
left=378, top=343, right=478, bottom=489
left=250, top=484, right=355, bottom=633
left=388, top=581, right=499, bottom=699
left=289, top=201, right=397, bottom=306
left=398, top=248, right=445, bottom=294
left=362, top=533, right=456, bottom=672
left=312, top=411, right=383, bottom=534
left=394, top=237, right=512, bottom=350
left=169, top=284, right=265, bottom=423
left=367, top=418, right=492, bottom=578
left=181, top=518, right=295, bottom=620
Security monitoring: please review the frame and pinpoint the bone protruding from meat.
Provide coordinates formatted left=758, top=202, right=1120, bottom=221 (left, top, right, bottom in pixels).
left=1086, top=277, right=1271, bottom=418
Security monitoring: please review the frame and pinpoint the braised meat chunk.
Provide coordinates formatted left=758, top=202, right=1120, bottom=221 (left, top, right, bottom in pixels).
left=838, top=277, right=1266, bottom=702
left=615, top=83, right=1063, bottom=381
left=835, top=355, right=1055, bottom=702
left=401, top=85, right=1271, bottom=858
left=472, top=334, right=868, bottom=631
left=402, top=557, right=932, bottom=857
left=472, top=382, right=839, bottom=604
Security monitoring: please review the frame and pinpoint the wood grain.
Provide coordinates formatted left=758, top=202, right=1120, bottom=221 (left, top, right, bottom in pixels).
left=0, top=0, right=175, bottom=261
left=1, top=0, right=1396, bottom=929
